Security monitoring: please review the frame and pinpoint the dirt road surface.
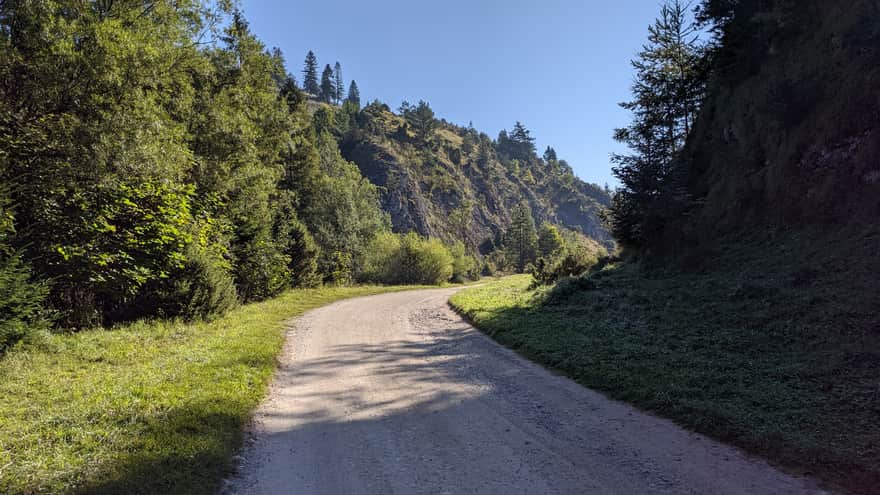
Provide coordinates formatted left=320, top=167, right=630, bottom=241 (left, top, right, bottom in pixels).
left=225, top=288, right=827, bottom=495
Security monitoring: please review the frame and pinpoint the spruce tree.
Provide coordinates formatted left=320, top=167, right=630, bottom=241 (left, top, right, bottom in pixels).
left=320, top=64, right=334, bottom=103
left=303, top=50, right=320, bottom=96
left=346, top=80, right=361, bottom=107
left=404, top=100, right=437, bottom=140
left=333, top=62, right=344, bottom=104
left=507, top=203, right=538, bottom=273
left=510, top=121, right=536, bottom=159
left=609, top=0, right=706, bottom=249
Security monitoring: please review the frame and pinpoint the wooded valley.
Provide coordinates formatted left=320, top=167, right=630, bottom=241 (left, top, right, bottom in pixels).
left=2, top=0, right=878, bottom=493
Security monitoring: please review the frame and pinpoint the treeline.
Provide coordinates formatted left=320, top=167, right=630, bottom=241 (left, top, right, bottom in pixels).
left=301, top=50, right=360, bottom=106
left=0, top=1, right=476, bottom=351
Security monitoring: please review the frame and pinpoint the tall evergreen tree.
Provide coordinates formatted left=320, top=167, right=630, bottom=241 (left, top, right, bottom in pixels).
left=303, top=50, right=320, bottom=96
left=320, top=64, right=334, bottom=103
left=346, top=80, right=361, bottom=107
left=404, top=100, right=437, bottom=140
left=609, top=0, right=706, bottom=249
left=507, top=203, right=538, bottom=273
left=333, top=62, right=344, bottom=104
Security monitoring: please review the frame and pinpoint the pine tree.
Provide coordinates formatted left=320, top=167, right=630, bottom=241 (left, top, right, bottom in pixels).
left=346, top=80, right=361, bottom=107
left=510, top=122, right=535, bottom=147
left=543, top=146, right=558, bottom=163
left=333, top=62, right=344, bottom=104
left=497, top=122, right=536, bottom=161
left=507, top=203, right=538, bottom=273
left=302, top=50, right=320, bottom=96
left=404, top=100, right=436, bottom=140
left=609, top=0, right=706, bottom=249
left=320, top=64, right=334, bottom=103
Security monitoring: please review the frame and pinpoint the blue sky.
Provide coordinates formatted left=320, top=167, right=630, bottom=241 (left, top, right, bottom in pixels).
left=240, top=0, right=665, bottom=187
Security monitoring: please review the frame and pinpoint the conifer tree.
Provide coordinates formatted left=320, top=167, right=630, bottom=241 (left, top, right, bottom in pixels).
left=404, top=100, right=437, bottom=140
left=320, top=64, right=334, bottom=103
left=511, top=122, right=535, bottom=148
left=333, top=62, right=344, bottom=104
left=609, top=0, right=706, bottom=249
left=507, top=203, right=538, bottom=273
left=303, top=50, right=320, bottom=96
left=346, top=80, right=361, bottom=107
left=498, top=122, right=537, bottom=161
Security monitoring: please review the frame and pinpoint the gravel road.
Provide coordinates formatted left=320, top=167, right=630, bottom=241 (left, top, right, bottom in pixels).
left=225, top=287, right=827, bottom=495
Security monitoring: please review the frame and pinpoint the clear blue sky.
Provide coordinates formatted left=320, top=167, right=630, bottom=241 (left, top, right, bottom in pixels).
left=240, top=0, right=664, bottom=187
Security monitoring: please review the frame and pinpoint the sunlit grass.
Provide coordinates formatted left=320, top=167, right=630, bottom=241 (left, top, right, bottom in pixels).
left=0, top=285, right=424, bottom=495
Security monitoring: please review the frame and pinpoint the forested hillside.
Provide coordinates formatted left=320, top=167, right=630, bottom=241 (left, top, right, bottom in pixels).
left=338, top=103, right=612, bottom=251
left=0, top=1, right=610, bottom=351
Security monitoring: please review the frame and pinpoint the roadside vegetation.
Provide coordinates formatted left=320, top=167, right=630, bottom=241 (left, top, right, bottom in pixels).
left=451, top=228, right=880, bottom=494
left=0, top=284, right=429, bottom=495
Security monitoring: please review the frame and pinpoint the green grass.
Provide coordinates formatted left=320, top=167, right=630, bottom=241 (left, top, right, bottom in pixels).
left=450, top=230, right=880, bottom=495
left=0, top=285, right=425, bottom=495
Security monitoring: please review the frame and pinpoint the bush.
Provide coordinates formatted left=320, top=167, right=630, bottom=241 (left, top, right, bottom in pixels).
left=449, top=241, right=479, bottom=282
left=274, top=207, right=321, bottom=288
left=170, top=248, right=239, bottom=321
left=0, top=252, right=50, bottom=353
left=402, top=235, right=453, bottom=285
left=132, top=246, right=238, bottom=323
left=531, top=234, right=607, bottom=286
left=359, top=232, right=454, bottom=285
left=359, top=232, right=401, bottom=283
left=233, top=235, right=291, bottom=303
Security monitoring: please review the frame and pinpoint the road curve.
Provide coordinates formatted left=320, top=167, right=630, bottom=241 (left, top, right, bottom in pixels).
left=225, top=288, right=826, bottom=495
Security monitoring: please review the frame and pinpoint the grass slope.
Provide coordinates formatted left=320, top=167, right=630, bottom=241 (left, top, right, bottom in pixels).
left=450, top=230, right=879, bottom=494
left=0, top=285, right=424, bottom=495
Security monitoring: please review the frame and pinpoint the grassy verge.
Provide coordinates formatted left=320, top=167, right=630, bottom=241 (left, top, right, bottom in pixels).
left=0, top=285, right=426, bottom=495
left=450, top=230, right=879, bottom=494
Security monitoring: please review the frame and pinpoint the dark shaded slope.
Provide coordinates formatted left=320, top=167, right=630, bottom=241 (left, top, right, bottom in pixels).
left=671, top=0, right=880, bottom=243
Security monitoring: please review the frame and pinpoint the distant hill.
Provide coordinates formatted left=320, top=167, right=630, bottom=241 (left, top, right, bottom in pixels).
left=337, top=102, right=613, bottom=252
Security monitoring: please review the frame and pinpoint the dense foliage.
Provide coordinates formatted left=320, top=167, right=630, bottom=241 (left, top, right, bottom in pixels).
left=360, top=232, right=456, bottom=285
left=0, top=0, right=610, bottom=347
left=0, top=1, right=396, bottom=336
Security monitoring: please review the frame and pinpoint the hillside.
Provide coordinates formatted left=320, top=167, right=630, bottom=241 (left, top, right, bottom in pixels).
left=664, top=0, right=880, bottom=246
left=337, top=102, right=613, bottom=252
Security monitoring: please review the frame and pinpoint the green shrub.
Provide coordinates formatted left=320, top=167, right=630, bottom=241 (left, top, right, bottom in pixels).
left=131, top=246, right=238, bottom=323
left=273, top=206, right=321, bottom=288
left=359, top=232, right=401, bottom=283
left=169, top=247, right=238, bottom=321
left=0, top=252, right=50, bottom=353
left=359, top=232, right=453, bottom=285
left=178, top=252, right=238, bottom=321
left=531, top=233, right=606, bottom=285
left=0, top=192, right=50, bottom=350
left=403, top=235, right=454, bottom=285
left=449, top=241, right=479, bottom=282
left=234, top=237, right=291, bottom=302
